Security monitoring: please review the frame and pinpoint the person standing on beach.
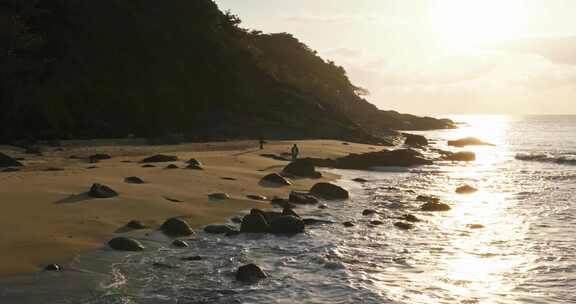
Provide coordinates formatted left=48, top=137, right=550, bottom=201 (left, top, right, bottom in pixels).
left=259, top=135, right=265, bottom=150
left=291, top=144, right=300, bottom=161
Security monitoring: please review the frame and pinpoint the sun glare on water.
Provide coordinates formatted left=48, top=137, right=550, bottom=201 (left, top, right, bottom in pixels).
left=431, top=0, right=528, bottom=49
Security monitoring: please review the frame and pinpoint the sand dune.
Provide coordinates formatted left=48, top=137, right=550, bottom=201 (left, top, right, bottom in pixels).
left=0, top=140, right=380, bottom=275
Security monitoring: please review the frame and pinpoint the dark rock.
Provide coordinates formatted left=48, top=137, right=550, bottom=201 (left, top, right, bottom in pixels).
left=289, top=191, right=319, bottom=205
left=186, top=158, right=202, bottom=166
left=44, top=167, right=64, bottom=171
left=1, top=167, right=20, bottom=172
left=270, top=198, right=294, bottom=209
left=261, top=173, right=291, bottom=186
left=204, top=224, right=236, bottom=234
left=124, top=176, right=145, bottom=184
left=89, top=154, right=112, bottom=161
left=416, top=195, right=439, bottom=203
left=152, top=262, right=178, bottom=269
left=456, top=185, right=478, bottom=194
left=352, top=178, right=369, bottom=183
left=269, top=215, right=305, bottom=234
left=343, top=221, right=355, bottom=227
left=161, top=218, right=194, bottom=236
left=246, top=194, right=267, bottom=201
left=394, top=222, right=415, bottom=230
left=142, top=154, right=178, bottom=163
left=420, top=201, right=451, bottom=212
left=362, top=209, right=377, bottom=216
left=142, top=164, right=156, bottom=168
left=164, top=196, right=184, bottom=203
left=318, top=204, right=328, bottom=209
left=282, top=207, right=300, bottom=218
left=0, top=153, right=23, bottom=168
left=165, top=164, right=179, bottom=169
left=260, top=154, right=289, bottom=161
left=185, top=163, right=203, bottom=170
left=88, top=183, right=118, bottom=198
left=240, top=209, right=269, bottom=233
left=444, top=151, right=476, bottom=162
left=261, top=211, right=283, bottom=223
left=302, top=218, right=335, bottom=226
left=236, top=263, right=267, bottom=283
left=305, top=149, right=432, bottom=170
left=108, top=237, right=145, bottom=251
left=44, top=264, right=62, bottom=271
left=448, top=137, right=494, bottom=148
left=126, top=220, right=146, bottom=229
left=181, top=256, right=202, bottom=261
left=403, top=133, right=428, bottom=146
left=466, top=224, right=485, bottom=229
left=230, top=216, right=243, bottom=224
left=282, top=159, right=322, bottom=178
left=402, top=214, right=420, bottom=223
left=221, top=177, right=237, bottom=181
left=310, top=183, right=349, bottom=200
left=172, top=239, right=189, bottom=248
left=86, top=166, right=98, bottom=169
left=370, top=220, right=384, bottom=225
left=225, top=230, right=241, bottom=237
left=208, top=193, right=230, bottom=200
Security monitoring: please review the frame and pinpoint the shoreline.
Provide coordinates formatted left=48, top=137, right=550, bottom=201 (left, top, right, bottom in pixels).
left=0, top=139, right=382, bottom=277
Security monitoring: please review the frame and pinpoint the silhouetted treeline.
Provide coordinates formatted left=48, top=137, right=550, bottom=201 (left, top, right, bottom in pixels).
left=0, top=0, right=453, bottom=143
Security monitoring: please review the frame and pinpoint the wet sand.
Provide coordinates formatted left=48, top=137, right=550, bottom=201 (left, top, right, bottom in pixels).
left=0, top=139, right=380, bottom=276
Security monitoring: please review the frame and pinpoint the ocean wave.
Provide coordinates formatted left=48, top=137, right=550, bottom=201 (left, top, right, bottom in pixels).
left=515, top=153, right=576, bottom=165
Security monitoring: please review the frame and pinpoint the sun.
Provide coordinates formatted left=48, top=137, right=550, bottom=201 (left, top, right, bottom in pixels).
left=430, top=0, right=528, bottom=49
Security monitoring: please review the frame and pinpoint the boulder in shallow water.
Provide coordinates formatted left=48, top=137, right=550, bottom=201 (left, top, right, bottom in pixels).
left=108, top=237, right=145, bottom=251
left=282, top=207, right=300, bottom=218
left=312, top=149, right=432, bottom=170
left=44, top=264, right=62, bottom=271
left=289, top=191, right=319, bottom=205
left=0, top=152, right=23, bottom=168
left=362, top=209, right=377, bottom=216
left=310, top=183, right=349, bottom=200
left=343, top=221, right=355, bottom=227
left=240, top=209, right=269, bottom=233
left=416, top=195, right=439, bottom=203
left=126, top=220, right=146, bottom=229
left=236, top=263, right=267, bottom=283
left=466, top=223, right=485, bottom=229
left=402, top=214, right=420, bottom=223
left=141, top=154, right=178, bottom=163
left=282, top=159, right=322, bottom=178
left=269, top=215, right=305, bottom=234
left=172, top=239, right=189, bottom=248
left=403, top=133, right=428, bottom=147
left=370, top=220, right=384, bottom=226
left=208, top=193, right=230, bottom=200
left=456, top=185, right=478, bottom=194
left=420, top=201, right=451, bottom=212
left=124, top=176, right=145, bottom=184
left=260, top=173, right=291, bottom=186
left=444, top=151, right=476, bottom=162
left=394, top=222, right=415, bottom=230
left=161, top=218, right=194, bottom=236
left=448, top=137, right=494, bottom=148
left=204, top=224, right=236, bottom=234
left=352, top=178, right=369, bottom=183
left=270, top=198, right=294, bottom=209
left=88, top=183, right=118, bottom=198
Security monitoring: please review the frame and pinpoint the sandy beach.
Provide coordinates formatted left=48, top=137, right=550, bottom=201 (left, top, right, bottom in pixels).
left=0, top=139, right=380, bottom=276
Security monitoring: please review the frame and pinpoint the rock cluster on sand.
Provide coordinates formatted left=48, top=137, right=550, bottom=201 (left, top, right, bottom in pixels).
left=310, top=182, right=349, bottom=200
left=260, top=173, right=292, bottom=186
left=236, top=263, right=267, bottom=283
left=448, top=137, right=494, bottom=148
left=88, top=183, right=118, bottom=198
left=108, top=237, right=145, bottom=251
left=304, top=149, right=432, bottom=170
left=282, top=159, right=322, bottom=178
left=161, top=218, right=194, bottom=236
left=141, top=154, right=178, bottom=163
left=240, top=208, right=306, bottom=234
left=0, top=152, right=23, bottom=168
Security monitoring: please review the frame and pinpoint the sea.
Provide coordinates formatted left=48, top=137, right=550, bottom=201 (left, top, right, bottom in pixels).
left=1, top=115, right=575, bottom=304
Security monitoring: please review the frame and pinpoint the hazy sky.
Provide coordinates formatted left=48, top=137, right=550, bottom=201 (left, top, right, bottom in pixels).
left=215, top=0, right=576, bottom=115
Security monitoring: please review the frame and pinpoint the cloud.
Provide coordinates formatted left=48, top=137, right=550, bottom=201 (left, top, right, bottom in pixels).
left=500, top=36, right=576, bottom=65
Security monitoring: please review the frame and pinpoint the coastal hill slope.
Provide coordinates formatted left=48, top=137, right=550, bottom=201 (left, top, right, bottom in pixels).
left=0, top=0, right=453, bottom=143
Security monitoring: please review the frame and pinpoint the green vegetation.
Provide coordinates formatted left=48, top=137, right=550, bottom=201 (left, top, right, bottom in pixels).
left=0, top=0, right=453, bottom=143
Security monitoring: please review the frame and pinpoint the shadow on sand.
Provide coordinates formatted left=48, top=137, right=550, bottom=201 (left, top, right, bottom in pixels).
left=54, top=192, right=95, bottom=204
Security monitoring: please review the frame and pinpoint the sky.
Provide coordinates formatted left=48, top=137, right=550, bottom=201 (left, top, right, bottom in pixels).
left=215, top=0, right=576, bottom=115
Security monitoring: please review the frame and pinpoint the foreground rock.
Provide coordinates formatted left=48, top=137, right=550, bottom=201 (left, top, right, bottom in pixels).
left=172, top=240, right=189, bottom=248
left=420, top=201, right=451, bottom=212
left=240, top=209, right=269, bottom=233
left=289, top=191, right=319, bottom=205
left=89, top=154, right=112, bottom=162
left=44, top=264, right=62, bottom=271
left=310, top=183, right=349, bottom=200
left=260, top=173, right=291, bottom=186
left=126, top=220, right=146, bottom=229
left=141, top=154, right=178, bottom=163
left=282, top=159, right=322, bottom=178
left=88, top=183, right=118, bottom=198
left=208, top=193, right=230, bottom=200
left=236, top=263, right=267, bottom=283
left=204, top=224, right=236, bottom=234
left=448, top=137, right=494, bottom=148
left=161, top=218, right=194, bottom=236
left=304, top=149, right=432, bottom=170
left=124, top=176, right=145, bottom=184
left=444, top=151, right=476, bottom=162
left=0, top=152, right=23, bottom=168
left=269, top=215, right=305, bottom=234
left=456, top=185, right=478, bottom=194
left=108, top=237, right=145, bottom=251
left=394, top=222, right=415, bottom=230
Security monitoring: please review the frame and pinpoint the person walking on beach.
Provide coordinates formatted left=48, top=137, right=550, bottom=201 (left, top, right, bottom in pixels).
left=291, top=144, right=300, bottom=161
